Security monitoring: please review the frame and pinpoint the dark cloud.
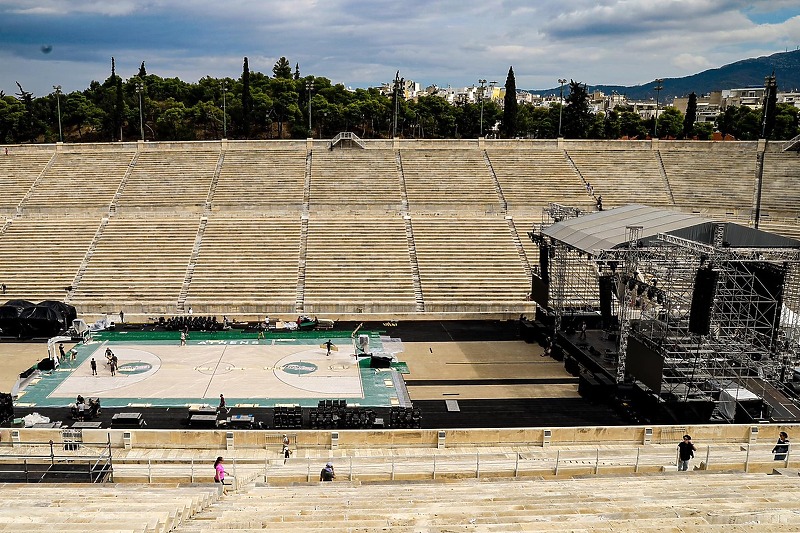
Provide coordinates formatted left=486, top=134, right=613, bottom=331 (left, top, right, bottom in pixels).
left=0, top=1, right=797, bottom=96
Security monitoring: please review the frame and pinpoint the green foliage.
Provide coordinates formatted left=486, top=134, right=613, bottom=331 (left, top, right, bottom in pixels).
left=3, top=61, right=793, bottom=144
left=0, top=94, right=26, bottom=143
left=562, top=81, right=591, bottom=139
left=501, top=67, right=518, bottom=138
left=273, top=57, right=292, bottom=79
left=657, top=108, right=684, bottom=139
left=716, top=106, right=762, bottom=140
left=617, top=108, right=648, bottom=139
left=113, top=76, right=126, bottom=141
left=414, top=95, right=457, bottom=138
left=773, top=103, right=799, bottom=140
left=694, top=122, right=714, bottom=140
left=156, top=100, right=193, bottom=140
left=602, top=109, right=621, bottom=139
left=241, top=57, right=252, bottom=139
left=683, top=92, right=697, bottom=138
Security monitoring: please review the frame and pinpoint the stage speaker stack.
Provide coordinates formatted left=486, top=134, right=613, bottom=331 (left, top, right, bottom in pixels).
left=0, top=393, right=13, bottom=425
left=539, top=244, right=550, bottom=283
left=274, top=406, right=302, bottom=429
left=389, top=407, right=421, bottom=429
left=689, top=268, right=719, bottom=335
left=598, top=275, right=613, bottom=325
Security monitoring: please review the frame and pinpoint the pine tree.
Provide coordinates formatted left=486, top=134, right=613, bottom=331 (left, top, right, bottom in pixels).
left=114, top=75, right=125, bottom=141
left=14, top=82, right=37, bottom=142
left=501, top=66, right=518, bottom=138
left=273, top=57, right=292, bottom=79
left=241, top=57, right=252, bottom=138
left=294, top=63, right=300, bottom=80
left=683, top=92, right=697, bottom=138
left=563, top=80, right=591, bottom=138
left=138, top=61, right=147, bottom=78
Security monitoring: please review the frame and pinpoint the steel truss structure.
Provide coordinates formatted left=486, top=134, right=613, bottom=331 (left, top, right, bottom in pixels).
left=606, top=230, right=800, bottom=418
left=533, top=205, right=800, bottom=421
left=531, top=204, right=595, bottom=333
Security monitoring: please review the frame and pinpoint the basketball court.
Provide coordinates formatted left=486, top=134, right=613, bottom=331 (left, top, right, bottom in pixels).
left=14, top=330, right=410, bottom=409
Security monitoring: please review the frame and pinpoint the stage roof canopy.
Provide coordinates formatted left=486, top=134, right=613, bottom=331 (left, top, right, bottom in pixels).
left=541, top=204, right=800, bottom=256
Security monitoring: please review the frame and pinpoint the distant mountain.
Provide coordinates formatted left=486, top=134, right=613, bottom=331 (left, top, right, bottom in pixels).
left=532, top=49, right=800, bottom=101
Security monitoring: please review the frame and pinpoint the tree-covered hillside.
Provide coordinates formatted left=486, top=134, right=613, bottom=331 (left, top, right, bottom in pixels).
left=0, top=56, right=797, bottom=144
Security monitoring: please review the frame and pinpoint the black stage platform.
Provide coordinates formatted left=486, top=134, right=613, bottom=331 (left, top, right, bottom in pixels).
left=12, top=397, right=627, bottom=431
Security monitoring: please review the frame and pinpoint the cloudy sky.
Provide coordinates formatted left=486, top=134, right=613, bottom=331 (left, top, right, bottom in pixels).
left=1, top=0, right=799, bottom=97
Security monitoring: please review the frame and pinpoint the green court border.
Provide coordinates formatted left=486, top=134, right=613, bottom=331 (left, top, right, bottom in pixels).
left=17, top=329, right=406, bottom=408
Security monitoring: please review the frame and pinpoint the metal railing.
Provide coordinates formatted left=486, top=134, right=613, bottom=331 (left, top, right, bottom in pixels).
left=108, top=444, right=795, bottom=484
left=782, top=133, right=800, bottom=152
left=0, top=436, right=113, bottom=483
left=1, top=440, right=793, bottom=485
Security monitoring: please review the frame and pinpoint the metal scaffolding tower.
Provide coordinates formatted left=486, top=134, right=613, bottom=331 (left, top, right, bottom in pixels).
left=530, top=204, right=800, bottom=422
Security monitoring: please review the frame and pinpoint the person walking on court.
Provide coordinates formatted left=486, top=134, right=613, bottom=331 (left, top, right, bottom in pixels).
left=579, top=321, right=587, bottom=340
left=677, top=434, right=696, bottom=471
left=324, top=339, right=334, bottom=357
left=218, top=394, right=229, bottom=414
left=59, top=343, right=65, bottom=361
left=90, top=358, right=97, bottom=376
left=110, top=359, right=116, bottom=376
left=773, top=431, right=790, bottom=461
left=119, top=310, right=124, bottom=323
left=180, top=331, right=186, bottom=346
left=213, top=456, right=229, bottom=484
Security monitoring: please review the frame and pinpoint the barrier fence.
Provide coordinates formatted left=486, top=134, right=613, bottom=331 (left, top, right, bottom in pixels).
left=2, top=438, right=791, bottom=485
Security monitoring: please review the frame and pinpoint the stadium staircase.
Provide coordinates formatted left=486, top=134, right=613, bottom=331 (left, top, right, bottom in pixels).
left=108, top=151, right=139, bottom=216
left=295, top=215, right=309, bottom=312
left=330, top=131, right=366, bottom=149
left=506, top=215, right=532, bottom=279
left=403, top=215, right=425, bottom=312
left=296, top=150, right=312, bottom=312
left=15, top=151, right=56, bottom=216
left=754, top=150, right=766, bottom=215
left=204, top=150, right=226, bottom=215
left=482, top=150, right=508, bottom=211
left=395, top=151, right=410, bottom=212
left=654, top=150, right=676, bottom=204
left=303, top=151, right=312, bottom=215
left=178, top=217, right=208, bottom=313
left=561, top=150, right=589, bottom=193
left=66, top=216, right=109, bottom=304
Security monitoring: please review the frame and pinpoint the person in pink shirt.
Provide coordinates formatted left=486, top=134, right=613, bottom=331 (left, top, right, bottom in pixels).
left=213, top=456, right=228, bottom=484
